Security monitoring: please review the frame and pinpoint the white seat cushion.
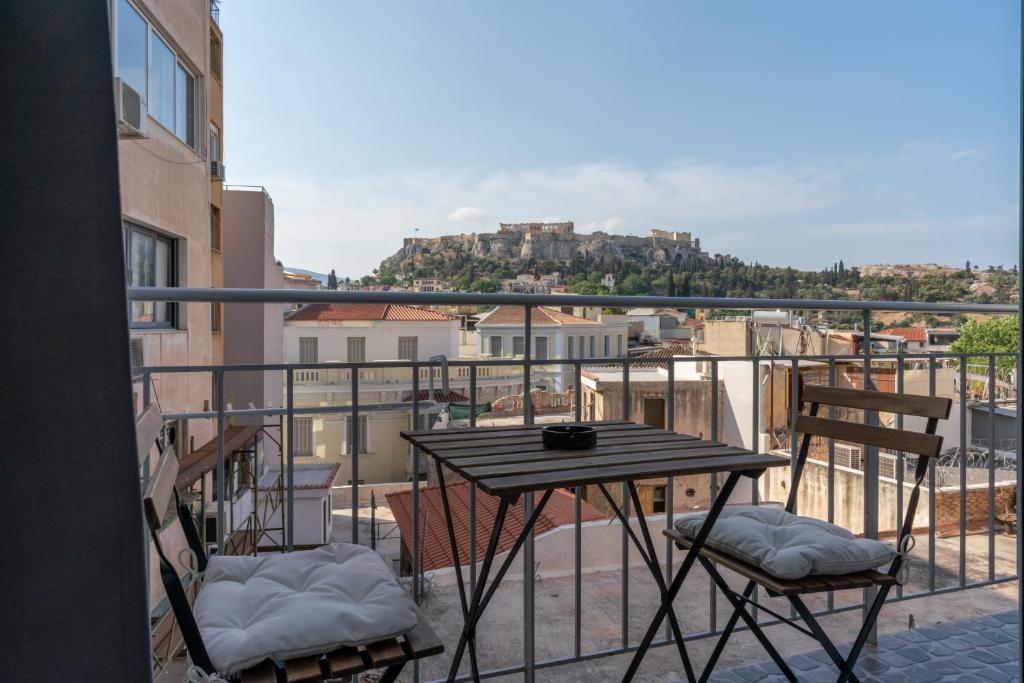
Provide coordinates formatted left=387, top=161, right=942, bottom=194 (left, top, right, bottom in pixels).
left=194, top=543, right=418, bottom=675
left=674, top=506, right=897, bottom=580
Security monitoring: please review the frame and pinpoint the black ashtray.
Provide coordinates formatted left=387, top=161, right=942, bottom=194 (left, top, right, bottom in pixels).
left=542, top=425, right=598, bottom=450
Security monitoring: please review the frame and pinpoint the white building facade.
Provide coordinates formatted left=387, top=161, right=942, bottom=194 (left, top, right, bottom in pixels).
left=475, top=306, right=629, bottom=393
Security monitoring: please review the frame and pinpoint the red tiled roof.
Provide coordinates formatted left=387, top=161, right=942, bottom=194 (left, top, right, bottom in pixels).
left=477, top=305, right=594, bottom=326
left=400, top=389, right=469, bottom=403
left=882, top=327, right=928, bottom=342
left=176, top=426, right=259, bottom=489
left=286, top=303, right=458, bottom=322
left=387, top=481, right=606, bottom=572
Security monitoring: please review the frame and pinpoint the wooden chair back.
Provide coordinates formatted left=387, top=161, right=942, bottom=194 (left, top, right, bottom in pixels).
left=797, top=385, right=952, bottom=458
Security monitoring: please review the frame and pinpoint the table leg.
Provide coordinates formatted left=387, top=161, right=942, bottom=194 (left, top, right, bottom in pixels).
left=621, top=470, right=748, bottom=682
left=444, top=489, right=555, bottom=683
left=435, top=460, right=482, bottom=680
left=596, top=483, right=695, bottom=682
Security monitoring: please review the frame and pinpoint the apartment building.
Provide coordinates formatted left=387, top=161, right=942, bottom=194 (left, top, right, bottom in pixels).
left=283, top=304, right=522, bottom=484
left=223, top=186, right=284, bottom=423
left=475, top=305, right=629, bottom=392
left=114, top=0, right=224, bottom=448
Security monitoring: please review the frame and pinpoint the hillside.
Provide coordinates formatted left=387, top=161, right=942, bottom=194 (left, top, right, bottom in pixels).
left=364, top=226, right=1018, bottom=325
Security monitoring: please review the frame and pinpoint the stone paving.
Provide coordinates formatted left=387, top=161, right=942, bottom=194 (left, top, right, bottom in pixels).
left=707, top=610, right=1020, bottom=683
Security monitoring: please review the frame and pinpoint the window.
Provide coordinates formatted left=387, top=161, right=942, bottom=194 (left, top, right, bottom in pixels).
left=210, top=204, right=221, bottom=250
left=589, top=335, right=596, bottom=358
left=210, top=33, right=222, bottom=79
left=116, top=0, right=147, bottom=96
left=652, top=486, right=667, bottom=514
left=512, top=336, right=525, bottom=356
left=124, top=221, right=177, bottom=327
left=398, top=336, right=418, bottom=361
left=174, top=62, right=195, bottom=143
left=578, top=335, right=586, bottom=359
left=603, top=335, right=610, bottom=357
left=489, top=336, right=503, bottom=357
left=567, top=336, right=574, bottom=359
left=150, top=33, right=176, bottom=130
left=209, top=124, right=220, bottom=163
left=344, top=415, right=368, bottom=455
left=294, top=417, right=313, bottom=456
left=535, top=336, right=548, bottom=360
left=617, top=334, right=623, bottom=356
left=299, top=337, right=318, bottom=364
left=115, top=0, right=202, bottom=148
left=211, top=302, right=221, bottom=333
left=347, top=337, right=366, bottom=363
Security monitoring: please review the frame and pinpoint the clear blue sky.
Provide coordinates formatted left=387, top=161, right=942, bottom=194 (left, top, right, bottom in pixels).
left=221, top=1, right=1021, bottom=277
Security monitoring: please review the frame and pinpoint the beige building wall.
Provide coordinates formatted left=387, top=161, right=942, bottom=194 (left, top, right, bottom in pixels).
left=117, top=0, right=222, bottom=449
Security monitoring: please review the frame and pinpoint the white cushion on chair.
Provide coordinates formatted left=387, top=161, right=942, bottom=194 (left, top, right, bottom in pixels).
left=674, top=506, right=897, bottom=580
left=194, top=543, right=418, bottom=675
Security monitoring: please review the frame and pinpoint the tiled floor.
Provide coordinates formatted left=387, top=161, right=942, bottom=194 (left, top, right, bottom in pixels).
left=707, top=610, right=1020, bottom=683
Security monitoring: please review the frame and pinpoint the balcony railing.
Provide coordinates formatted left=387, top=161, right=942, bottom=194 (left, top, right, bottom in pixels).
left=129, top=287, right=1020, bottom=682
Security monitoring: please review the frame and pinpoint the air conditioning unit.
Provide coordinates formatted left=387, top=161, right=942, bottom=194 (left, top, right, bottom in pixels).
left=835, top=443, right=862, bottom=470
left=129, top=336, right=147, bottom=375
left=114, top=77, right=147, bottom=138
left=210, top=160, right=227, bottom=181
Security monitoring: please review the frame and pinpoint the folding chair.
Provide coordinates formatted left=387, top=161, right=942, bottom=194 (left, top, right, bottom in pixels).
left=137, top=404, right=442, bottom=682
left=662, top=385, right=951, bottom=683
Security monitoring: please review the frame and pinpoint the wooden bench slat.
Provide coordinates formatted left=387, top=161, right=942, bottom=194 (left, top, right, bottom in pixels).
left=796, top=415, right=943, bottom=457
left=365, top=639, right=406, bottom=668
left=401, top=419, right=631, bottom=438
left=433, top=429, right=691, bottom=457
left=448, top=435, right=703, bottom=468
left=404, top=605, right=444, bottom=658
left=665, top=528, right=896, bottom=597
left=283, top=655, right=325, bottom=682
left=143, top=444, right=179, bottom=531
left=239, top=660, right=281, bottom=683
left=478, top=451, right=784, bottom=496
left=804, top=385, right=952, bottom=419
left=325, top=647, right=365, bottom=676
left=136, top=403, right=163, bottom=466
left=455, top=441, right=731, bottom=479
left=409, top=423, right=651, bottom=446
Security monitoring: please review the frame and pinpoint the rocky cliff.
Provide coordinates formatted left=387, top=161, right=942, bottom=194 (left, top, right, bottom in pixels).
left=381, top=222, right=708, bottom=271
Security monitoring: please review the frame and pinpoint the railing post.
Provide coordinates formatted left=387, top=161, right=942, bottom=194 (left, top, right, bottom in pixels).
left=861, top=309, right=878, bottom=643
left=959, top=355, right=968, bottom=587
left=988, top=354, right=997, bottom=583
left=215, top=369, right=226, bottom=554
left=522, top=304, right=535, bottom=682
left=411, top=369, right=420, bottom=602
left=351, top=366, right=360, bottom=545
left=524, top=304, right=533, bottom=426
left=286, top=368, right=294, bottom=552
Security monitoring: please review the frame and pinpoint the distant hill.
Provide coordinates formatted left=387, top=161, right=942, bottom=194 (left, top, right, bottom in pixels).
left=380, top=222, right=710, bottom=273
left=284, top=266, right=328, bottom=285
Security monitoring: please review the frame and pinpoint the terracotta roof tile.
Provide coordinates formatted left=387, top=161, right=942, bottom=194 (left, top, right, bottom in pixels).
left=400, top=389, right=470, bottom=403
left=286, top=303, right=458, bottom=323
left=387, top=481, right=606, bottom=572
left=477, top=305, right=594, bottom=327
left=881, top=326, right=928, bottom=342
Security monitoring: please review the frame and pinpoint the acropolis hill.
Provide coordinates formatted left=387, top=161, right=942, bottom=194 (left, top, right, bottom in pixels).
left=381, top=222, right=709, bottom=268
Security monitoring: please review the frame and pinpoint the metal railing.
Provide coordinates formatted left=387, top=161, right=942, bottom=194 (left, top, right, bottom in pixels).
left=129, top=287, right=1021, bottom=681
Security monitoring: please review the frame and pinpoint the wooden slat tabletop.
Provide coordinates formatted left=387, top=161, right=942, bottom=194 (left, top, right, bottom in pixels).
left=401, top=421, right=788, bottom=496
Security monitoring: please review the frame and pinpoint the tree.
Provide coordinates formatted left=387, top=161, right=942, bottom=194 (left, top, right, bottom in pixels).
left=949, top=315, right=1019, bottom=379
left=327, top=269, right=338, bottom=290
left=619, top=273, right=648, bottom=296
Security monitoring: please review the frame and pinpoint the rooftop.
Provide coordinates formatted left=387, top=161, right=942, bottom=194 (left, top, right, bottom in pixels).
left=476, top=305, right=596, bottom=327
left=285, top=303, right=458, bottom=322
left=386, top=481, right=605, bottom=572
left=882, top=326, right=929, bottom=342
